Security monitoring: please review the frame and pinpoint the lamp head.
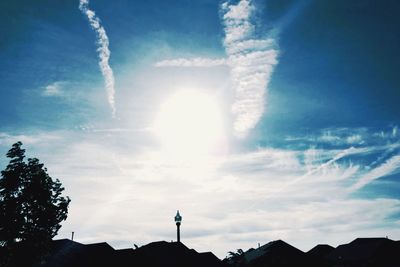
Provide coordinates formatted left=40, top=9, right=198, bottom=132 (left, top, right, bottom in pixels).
left=174, top=210, right=182, bottom=224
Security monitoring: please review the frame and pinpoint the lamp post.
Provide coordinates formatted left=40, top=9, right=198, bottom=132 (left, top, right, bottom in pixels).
left=174, top=210, right=182, bottom=243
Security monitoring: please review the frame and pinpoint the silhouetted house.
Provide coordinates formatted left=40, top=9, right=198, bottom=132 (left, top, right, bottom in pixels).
left=115, top=248, right=136, bottom=267
left=83, top=242, right=115, bottom=267
left=235, top=240, right=313, bottom=267
left=307, top=244, right=334, bottom=267
left=128, top=240, right=224, bottom=267
left=308, top=244, right=335, bottom=258
left=37, top=239, right=223, bottom=267
left=198, top=251, right=224, bottom=266
left=43, top=239, right=86, bottom=267
left=42, top=239, right=116, bottom=267
left=0, top=240, right=78, bottom=267
left=0, top=246, right=8, bottom=267
left=4, top=236, right=400, bottom=267
left=326, top=237, right=400, bottom=267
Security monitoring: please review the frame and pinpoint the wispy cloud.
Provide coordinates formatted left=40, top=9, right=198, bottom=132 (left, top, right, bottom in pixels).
left=392, top=126, right=398, bottom=137
left=42, top=81, right=64, bottom=97
left=286, top=126, right=400, bottom=147
left=2, top=126, right=398, bottom=257
left=154, top=57, right=227, bottom=67
left=0, top=132, right=62, bottom=147
left=350, top=155, right=400, bottom=192
left=79, top=0, right=116, bottom=117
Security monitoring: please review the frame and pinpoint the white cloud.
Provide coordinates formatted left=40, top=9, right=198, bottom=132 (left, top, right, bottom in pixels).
left=79, top=0, right=116, bottom=117
left=154, top=58, right=227, bottom=67
left=225, top=39, right=275, bottom=54
left=0, top=132, right=61, bottom=147
left=319, top=131, right=341, bottom=143
left=222, top=0, right=253, bottom=21
left=222, top=0, right=278, bottom=138
left=393, top=126, right=398, bottom=137
left=42, top=81, right=64, bottom=96
left=346, top=134, right=363, bottom=144
left=224, top=22, right=254, bottom=44
left=286, top=127, right=400, bottom=147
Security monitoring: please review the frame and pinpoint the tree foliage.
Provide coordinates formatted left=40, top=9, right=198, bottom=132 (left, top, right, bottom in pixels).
left=224, top=249, right=247, bottom=267
left=0, top=142, right=70, bottom=265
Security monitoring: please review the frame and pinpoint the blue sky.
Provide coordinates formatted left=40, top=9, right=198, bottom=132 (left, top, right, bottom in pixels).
left=1, top=0, right=400, bottom=258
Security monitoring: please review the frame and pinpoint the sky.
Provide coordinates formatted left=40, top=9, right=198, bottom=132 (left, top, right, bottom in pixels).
left=1, top=0, right=400, bottom=258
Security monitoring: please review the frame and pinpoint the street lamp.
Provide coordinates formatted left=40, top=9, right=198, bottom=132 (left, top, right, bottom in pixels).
left=174, top=210, right=182, bottom=243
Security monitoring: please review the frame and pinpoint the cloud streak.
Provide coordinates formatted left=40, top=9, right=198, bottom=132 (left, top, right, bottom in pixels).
left=79, top=0, right=116, bottom=117
left=221, top=0, right=279, bottom=138
left=154, top=58, right=227, bottom=67
left=350, top=155, right=400, bottom=192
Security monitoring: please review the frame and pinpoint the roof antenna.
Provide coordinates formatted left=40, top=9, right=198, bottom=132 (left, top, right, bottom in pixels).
left=71, top=231, right=75, bottom=241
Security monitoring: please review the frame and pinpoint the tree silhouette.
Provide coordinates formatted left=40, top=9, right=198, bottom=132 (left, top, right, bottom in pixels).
left=225, top=249, right=247, bottom=267
left=0, top=142, right=70, bottom=266
left=0, top=142, right=26, bottom=248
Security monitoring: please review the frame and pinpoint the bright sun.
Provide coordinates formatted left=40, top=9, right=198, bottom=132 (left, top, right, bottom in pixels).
left=154, top=89, right=225, bottom=156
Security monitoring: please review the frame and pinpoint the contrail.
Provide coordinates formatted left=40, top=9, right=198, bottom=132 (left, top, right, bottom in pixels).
left=79, top=0, right=116, bottom=117
left=221, top=0, right=279, bottom=138
left=349, top=155, right=400, bottom=192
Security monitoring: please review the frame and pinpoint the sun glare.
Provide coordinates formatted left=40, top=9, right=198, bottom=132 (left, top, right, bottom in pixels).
left=154, top=89, right=225, bottom=157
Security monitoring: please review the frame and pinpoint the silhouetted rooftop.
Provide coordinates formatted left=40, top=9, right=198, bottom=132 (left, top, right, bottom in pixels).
left=305, top=244, right=334, bottom=267
left=326, top=237, right=393, bottom=262
left=130, top=241, right=224, bottom=267
left=2, top=237, right=399, bottom=267
left=307, top=244, right=335, bottom=257
left=240, top=240, right=311, bottom=267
